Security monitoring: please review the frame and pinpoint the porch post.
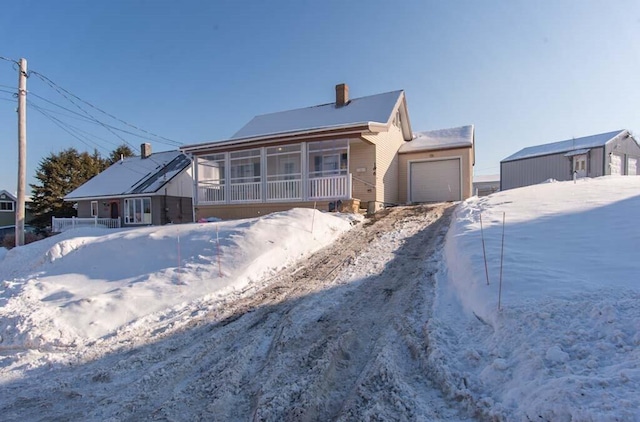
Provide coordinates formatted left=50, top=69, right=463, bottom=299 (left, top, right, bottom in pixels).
left=193, top=155, right=199, bottom=207
left=260, top=147, right=267, bottom=203
left=301, top=142, right=308, bottom=201
left=225, top=152, right=231, bottom=204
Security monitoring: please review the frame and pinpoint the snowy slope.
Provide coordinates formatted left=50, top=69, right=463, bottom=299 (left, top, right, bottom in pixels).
left=0, top=209, right=358, bottom=350
left=430, top=176, right=640, bottom=420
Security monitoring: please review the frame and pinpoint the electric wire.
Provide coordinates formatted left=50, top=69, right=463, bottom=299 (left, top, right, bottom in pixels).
left=0, top=56, right=17, bottom=64
left=30, top=70, right=183, bottom=147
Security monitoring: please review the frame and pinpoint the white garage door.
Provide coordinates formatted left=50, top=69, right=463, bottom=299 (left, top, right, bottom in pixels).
left=410, top=159, right=461, bottom=203
left=628, top=157, right=637, bottom=175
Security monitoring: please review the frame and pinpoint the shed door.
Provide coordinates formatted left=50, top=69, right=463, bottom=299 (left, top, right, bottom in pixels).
left=410, top=159, right=461, bottom=203
left=627, top=157, right=637, bottom=176
left=610, top=154, right=623, bottom=176
left=573, top=154, right=587, bottom=178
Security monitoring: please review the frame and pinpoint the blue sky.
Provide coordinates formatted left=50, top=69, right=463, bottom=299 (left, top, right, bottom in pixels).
left=1, top=0, right=639, bottom=192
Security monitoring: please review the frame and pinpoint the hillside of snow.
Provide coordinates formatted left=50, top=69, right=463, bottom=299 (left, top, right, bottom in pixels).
left=430, top=176, right=640, bottom=420
left=0, top=208, right=359, bottom=350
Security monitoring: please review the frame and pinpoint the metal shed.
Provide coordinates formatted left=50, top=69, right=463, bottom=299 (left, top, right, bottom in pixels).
left=500, top=130, right=640, bottom=190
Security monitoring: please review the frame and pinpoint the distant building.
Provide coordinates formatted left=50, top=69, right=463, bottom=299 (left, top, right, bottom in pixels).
left=64, top=144, right=193, bottom=226
left=0, top=190, right=17, bottom=226
left=501, top=130, right=640, bottom=190
left=473, top=174, right=500, bottom=196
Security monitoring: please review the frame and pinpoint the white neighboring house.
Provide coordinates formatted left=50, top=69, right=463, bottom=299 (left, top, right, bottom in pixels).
left=63, top=144, right=193, bottom=228
left=501, top=130, right=640, bottom=190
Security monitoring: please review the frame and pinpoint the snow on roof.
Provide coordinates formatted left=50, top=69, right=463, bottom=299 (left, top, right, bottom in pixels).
left=0, top=190, right=17, bottom=202
left=473, top=174, right=500, bottom=183
left=502, top=130, right=626, bottom=162
left=399, top=125, right=474, bottom=153
left=230, top=90, right=404, bottom=140
left=65, top=151, right=190, bottom=200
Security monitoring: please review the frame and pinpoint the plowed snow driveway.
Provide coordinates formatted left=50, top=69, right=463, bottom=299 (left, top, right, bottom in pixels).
left=1, top=204, right=473, bottom=421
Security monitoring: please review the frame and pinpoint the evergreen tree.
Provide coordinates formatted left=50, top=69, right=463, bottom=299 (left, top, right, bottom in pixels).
left=107, top=144, right=136, bottom=165
left=29, top=148, right=107, bottom=227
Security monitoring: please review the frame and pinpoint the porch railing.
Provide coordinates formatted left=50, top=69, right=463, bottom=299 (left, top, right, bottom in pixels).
left=309, top=174, right=350, bottom=199
left=52, top=216, right=122, bottom=232
left=196, top=174, right=351, bottom=204
left=267, top=179, right=302, bottom=201
left=229, top=182, right=261, bottom=202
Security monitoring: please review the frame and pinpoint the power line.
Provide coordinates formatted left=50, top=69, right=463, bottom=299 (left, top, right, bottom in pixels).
left=29, top=70, right=183, bottom=147
left=29, top=93, right=180, bottom=145
left=0, top=56, right=18, bottom=64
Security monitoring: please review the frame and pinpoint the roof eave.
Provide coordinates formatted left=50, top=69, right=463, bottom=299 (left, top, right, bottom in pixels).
left=182, top=123, right=372, bottom=153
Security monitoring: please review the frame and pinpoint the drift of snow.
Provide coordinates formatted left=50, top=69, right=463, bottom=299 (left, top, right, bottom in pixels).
left=0, top=208, right=358, bottom=350
left=429, top=176, right=640, bottom=420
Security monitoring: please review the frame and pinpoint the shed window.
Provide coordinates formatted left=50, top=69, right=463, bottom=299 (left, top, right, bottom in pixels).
left=0, top=201, right=14, bottom=212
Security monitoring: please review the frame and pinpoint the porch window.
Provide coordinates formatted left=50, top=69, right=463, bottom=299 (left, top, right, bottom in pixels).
left=198, top=153, right=226, bottom=203
left=308, top=140, right=350, bottom=199
left=266, top=144, right=302, bottom=200
left=90, top=201, right=98, bottom=217
left=125, top=197, right=152, bottom=225
left=230, top=149, right=261, bottom=202
left=0, top=201, right=14, bottom=212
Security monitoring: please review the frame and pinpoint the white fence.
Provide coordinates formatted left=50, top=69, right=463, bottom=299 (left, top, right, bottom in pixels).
left=309, top=175, right=350, bottom=199
left=52, top=216, right=121, bottom=232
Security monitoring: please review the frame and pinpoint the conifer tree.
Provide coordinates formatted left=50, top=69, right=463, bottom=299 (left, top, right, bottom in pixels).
left=107, top=144, right=136, bottom=165
left=29, top=148, right=108, bottom=227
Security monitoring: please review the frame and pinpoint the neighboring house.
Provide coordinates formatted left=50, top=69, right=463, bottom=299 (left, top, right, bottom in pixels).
left=501, top=130, right=640, bottom=190
left=0, top=190, right=17, bottom=226
left=64, top=144, right=193, bottom=226
left=473, top=174, right=500, bottom=197
left=181, top=83, right=475, bottom=220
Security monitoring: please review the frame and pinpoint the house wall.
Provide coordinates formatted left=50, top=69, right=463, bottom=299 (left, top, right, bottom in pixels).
left=349, top=141, right=376, bottom=206
left=163, top=167, right=193, bottom=198
left=588, top=148, right=605, bottom=177
left=603, top=135, right=640, bottom=175
left=0, top=207, right=15, bottom=226
left=501, top=153, right=573, bottom=190
left=362, top=124, right=405, bottom=208
left=151, top=196, right=193, bottom=225
left=195, top=199, right=360, bottom=221
left=398, top=147, right=473, bottom=203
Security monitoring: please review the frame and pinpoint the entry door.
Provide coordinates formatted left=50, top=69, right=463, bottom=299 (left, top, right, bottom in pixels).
left=573, top=155, right=587, bottom=178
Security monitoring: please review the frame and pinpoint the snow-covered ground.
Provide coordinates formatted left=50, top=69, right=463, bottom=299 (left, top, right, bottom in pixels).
left=430, top=176, right=640, bottom=420
left=0, top=177, right=638, bottom=420
left=0, top=208, right=358, bottom=351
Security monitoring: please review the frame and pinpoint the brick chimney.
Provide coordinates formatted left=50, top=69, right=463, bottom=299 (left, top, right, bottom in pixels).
left=335, top=83, right=349, bottom=107
left=141, top=143, right=152, bottom=159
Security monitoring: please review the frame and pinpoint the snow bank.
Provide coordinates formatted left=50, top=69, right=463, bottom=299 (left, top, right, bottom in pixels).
left=0, top=209, right=359, bottom=350
left=430, top=176, right=640, bottom=420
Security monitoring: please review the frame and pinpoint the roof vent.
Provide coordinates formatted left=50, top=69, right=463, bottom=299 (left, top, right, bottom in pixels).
left=335, top=83, right=349, bottom=107
left=141, top=143, right=152, bottom=159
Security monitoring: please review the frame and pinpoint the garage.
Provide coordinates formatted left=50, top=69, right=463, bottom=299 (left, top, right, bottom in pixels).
left=409, top=158, right=461, bottom=202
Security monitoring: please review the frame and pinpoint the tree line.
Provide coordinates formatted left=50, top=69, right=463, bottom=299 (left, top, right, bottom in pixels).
left=29, top=144, right=135, bottom=228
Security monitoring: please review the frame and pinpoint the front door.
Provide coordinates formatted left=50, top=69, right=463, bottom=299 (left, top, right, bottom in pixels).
left=573, top=155, right=587, bottom=178
left=110, top=201, right=119, bottom=219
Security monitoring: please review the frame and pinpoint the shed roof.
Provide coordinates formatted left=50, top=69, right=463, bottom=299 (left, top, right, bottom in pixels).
left=399, top=125, right=474, bottom=153
left=65, top=151, right=190, bottom=200
left=502, top=130, right=626, bottom=162
left=0, top=190, right=17, bottom=202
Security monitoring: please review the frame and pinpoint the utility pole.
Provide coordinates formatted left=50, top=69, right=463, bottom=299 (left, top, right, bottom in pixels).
left=15, top=58, right=27, bottom=247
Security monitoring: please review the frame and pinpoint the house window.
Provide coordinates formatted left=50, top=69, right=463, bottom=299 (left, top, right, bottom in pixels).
left=198, top=153, right=226, bottom=203
left=90, top=201, right=98, bottom=217
left=0, top=201, right=14, bottom=212
left=230, top=149, right=261, bottom=201
left=308, top=140, right=349, bottom=178
left=266, top=144, right=302, bottom=200
left=124, top=197, right=152, bottom=224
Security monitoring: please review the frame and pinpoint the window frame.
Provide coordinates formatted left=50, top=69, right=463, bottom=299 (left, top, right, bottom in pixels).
left=0, top=201, right=14, bottom=212
left=90, top=201, right=98, bottom=217
left=124, top=197, right=152, bottom=225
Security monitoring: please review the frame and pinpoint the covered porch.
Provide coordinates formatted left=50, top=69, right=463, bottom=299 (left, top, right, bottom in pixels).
left=194, top=139, right=362, bottom=207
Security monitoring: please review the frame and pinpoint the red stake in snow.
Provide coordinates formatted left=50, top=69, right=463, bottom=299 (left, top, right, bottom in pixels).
left=480, top=212, right=490, bottom=285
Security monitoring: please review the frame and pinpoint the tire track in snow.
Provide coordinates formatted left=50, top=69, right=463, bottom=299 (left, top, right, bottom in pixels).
left=0, top=204, right=474, bottom=421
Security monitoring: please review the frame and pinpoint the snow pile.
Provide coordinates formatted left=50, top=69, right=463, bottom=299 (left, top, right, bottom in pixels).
left=430, top=176, right=640, bottom=420
left=0, top=208, right=358, bottom=350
